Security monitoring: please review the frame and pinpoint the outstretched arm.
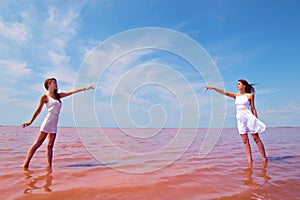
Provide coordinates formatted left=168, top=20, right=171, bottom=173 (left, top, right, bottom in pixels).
left=22, top=94, right=47, bottom=128
left=59, top=85, right=94, bottom=99
left=206, top=86, right=236, bottom=99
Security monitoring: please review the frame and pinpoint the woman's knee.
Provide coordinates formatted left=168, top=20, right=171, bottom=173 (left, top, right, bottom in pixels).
left=47, top=143, right=54, bottom=150
left=242, top=138, right=250, bottom=144
left=252, top=134, right=261, bottom=143
left=31, top=141, right=43, bottom=149
left=253, top=137, right=261, bottom=144
left=47, top=140, right=55, bottom=150
left=241, top=135, right=250, bottom=144
left=32, top=140, right=44, bottom=148
left=47, top=134, right=56, bottom=150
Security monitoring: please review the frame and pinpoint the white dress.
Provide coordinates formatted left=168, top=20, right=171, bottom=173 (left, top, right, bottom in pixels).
left=235, top=95, right=266, bottom=134
left=40, top=95, right=62, bottom=134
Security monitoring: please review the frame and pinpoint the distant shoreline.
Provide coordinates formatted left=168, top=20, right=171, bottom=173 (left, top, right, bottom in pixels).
left=1, top=125, right=299, bottom=129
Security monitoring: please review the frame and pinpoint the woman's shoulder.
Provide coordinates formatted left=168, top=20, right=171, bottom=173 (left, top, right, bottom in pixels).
left=246, top=93, right=254, bottom=99
left=41, top=94, right=49, bottom=98
left=41, top=94, right=49, bottom=103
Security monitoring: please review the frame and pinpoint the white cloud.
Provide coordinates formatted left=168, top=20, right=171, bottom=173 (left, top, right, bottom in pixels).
left=212, top=55, right=227, bottom=65
left=79, top=33, right=217, bottom=127
left=279, top=102, right=300, bottom=114
left=0, top=2, right=86, bottom=84
left=93, top=56, right=202, bottom=127
left=39, top=4, right=86, bottom=85
left=43, top=65, right=77, bottom=86
left=0, top=2, right=90, bottom=126
left=255, top=88, right=277, bottom=95
left=0, top=59, right=31, bottom=78
left=0, top=86, right=33, bottom=107
left=48, top=50, right=71, bottom=67
left=0, top=18, right=28, bottom=44
left=88, top=49, right=155, bottom=97
left=173, top=20, right=190, bottom=31
left=44, top=5, right=81, bottom=50
left=262, top=101, right=300, bottom=116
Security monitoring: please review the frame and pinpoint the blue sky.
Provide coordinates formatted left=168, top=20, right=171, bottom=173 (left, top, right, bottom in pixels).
left=0, top=0, right=299, bottom=128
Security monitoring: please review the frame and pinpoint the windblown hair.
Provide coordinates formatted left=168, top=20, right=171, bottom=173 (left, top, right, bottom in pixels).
left=238, top=79, right=256, bottom=94
left=44, top=78, right=61, bottom=103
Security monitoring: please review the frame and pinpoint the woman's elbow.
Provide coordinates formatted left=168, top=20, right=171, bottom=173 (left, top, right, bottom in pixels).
left=36, top=108, right=42, bottom=115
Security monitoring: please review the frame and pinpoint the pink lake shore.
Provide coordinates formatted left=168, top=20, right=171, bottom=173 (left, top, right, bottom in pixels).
left=1, top=126, right=300, bottom=200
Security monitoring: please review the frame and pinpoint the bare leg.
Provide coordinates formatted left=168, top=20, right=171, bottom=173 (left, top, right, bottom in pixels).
left=252, top=133, right=267, bottom=162
left=22, top=131, right=48, bottom=169
left=240, top=134, right=253, bottom=163
left=46, top=133, right=56, bottom=169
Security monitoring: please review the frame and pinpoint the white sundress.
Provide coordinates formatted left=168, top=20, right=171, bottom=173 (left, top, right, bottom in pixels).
left=40, top=95, right=62, bottom=134
left=235, top=95, right=266, bottom=134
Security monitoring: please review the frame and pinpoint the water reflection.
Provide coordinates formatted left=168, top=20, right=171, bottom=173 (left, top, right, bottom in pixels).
left=242, top=161, right=271, bottom=187
left=23, top=168, right=53, bottom=194
left=259, top=161, right=271, bottom=183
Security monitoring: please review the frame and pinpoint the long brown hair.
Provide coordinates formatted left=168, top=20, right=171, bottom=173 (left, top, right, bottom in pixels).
left=44, top=78, right=61, bottom=103
left=238, top=79, right=256, bottom=94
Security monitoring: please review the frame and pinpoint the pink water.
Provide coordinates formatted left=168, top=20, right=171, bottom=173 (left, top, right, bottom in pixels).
left=0, top=126, right=299, bottom=199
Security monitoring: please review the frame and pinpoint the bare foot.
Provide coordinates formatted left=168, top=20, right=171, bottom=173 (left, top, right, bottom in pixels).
left=21, top=164, right=29, bottom=171
left=46, top=167, right=52, bottom=174
left=248, top=159, right=253, bottom=164
left=262, top=159, right=268, bottom=168
left=247, top=161, right=253, bottom=168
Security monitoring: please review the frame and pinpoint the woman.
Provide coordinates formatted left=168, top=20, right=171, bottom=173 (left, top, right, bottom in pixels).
left=206, top=79, right=267, bottom=163
left=22, top=78, right=93, bottom=170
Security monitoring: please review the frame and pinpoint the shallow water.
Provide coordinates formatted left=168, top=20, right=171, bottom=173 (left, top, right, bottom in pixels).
left=0, top=126, right=299, bottom=200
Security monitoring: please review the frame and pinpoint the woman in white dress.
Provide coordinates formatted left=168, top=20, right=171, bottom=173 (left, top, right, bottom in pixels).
left=206, top=79, right=267, bottom=163
left=22, top=78, right=93, bottom=170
